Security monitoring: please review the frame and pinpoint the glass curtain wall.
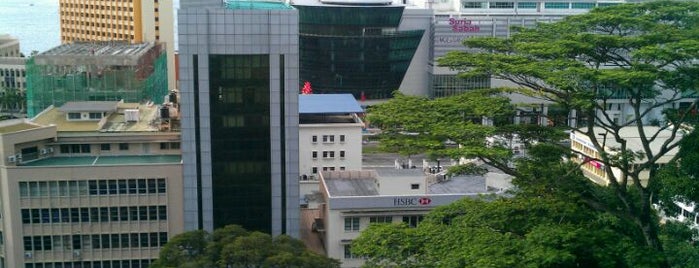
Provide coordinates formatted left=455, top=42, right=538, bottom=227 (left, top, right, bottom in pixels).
left=208, top=55, right=271, bottom=232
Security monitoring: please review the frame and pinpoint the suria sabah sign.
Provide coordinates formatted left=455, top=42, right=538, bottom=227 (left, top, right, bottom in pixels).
left=393, top=197, right=432, bottom=207
left=449, top=18, right=480, bottom=32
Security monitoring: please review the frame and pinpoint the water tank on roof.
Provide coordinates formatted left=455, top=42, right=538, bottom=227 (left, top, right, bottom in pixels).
left=124, top=109, right=139, bottom=122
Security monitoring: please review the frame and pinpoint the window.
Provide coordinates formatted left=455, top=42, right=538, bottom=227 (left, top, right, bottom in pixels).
left=489, top=2, right=514, bottom=8
left=89, top=112, right=103, bottom=119
left=571, top=2, right=595, bottom=9
left=340, top=151, right=345, bottom=158
left=322, top=135, right=335, bottom=143
left=312, top=167, right=318, bottom=174
left=344, top=217, right=360, bottom=232
left=329, top=151, right=335, bottom=158
left=340, top=135, right=346, bottom=142
left=544, top=2, right=569, bottom=9
left=340, top=166, right=346, bottom=171
left=402, top=215, right=424, bottom=228
left=119, top=143, right=129, bottom=150
left=369, top=216, right=392, bottom=224
left=322, top=151, right=328, bottom=158
left=517, top=1, right=537, bottom=8
left=68, top=113, right=81, bottom=120
left=101, top=144, right=111, bottom=151
left=312, top=135, right=318, bottom=143
left=411, top=183, right=420, bottom=190
left=312, top=151, right=318, bottom=159
left=462, top=1, right=485, bottom=8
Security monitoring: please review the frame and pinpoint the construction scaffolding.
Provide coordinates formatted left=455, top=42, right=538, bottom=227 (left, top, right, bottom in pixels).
left=26, top=42, right=169, bottom=117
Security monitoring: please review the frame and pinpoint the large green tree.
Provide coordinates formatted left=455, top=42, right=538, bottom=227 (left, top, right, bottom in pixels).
left=366, top=1, right=699, bottom=267
left=151, top=225, right=340, bottom=268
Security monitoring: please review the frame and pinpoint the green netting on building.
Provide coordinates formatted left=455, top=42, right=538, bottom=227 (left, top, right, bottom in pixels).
left=26, top=54, right=169, bottom=117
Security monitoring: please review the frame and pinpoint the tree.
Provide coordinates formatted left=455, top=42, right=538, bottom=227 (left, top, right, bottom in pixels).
left=367, top=1, right=699, bottom=267
left=353, top=146, right=699, bottom=267
left=151, top=225, right=340, bottom=268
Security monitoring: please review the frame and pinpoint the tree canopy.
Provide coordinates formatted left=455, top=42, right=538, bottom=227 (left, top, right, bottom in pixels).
left=151, top=225, right=340, bottom=268
left=365, top=1, right=699, bottom=267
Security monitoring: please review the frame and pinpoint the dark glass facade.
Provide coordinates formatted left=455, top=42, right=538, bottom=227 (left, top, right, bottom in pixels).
left=208, top=55, right=272, bottom=232
left=295, top=5, right=424, bottom=100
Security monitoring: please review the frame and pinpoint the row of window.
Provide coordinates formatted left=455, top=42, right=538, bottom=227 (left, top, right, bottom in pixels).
left=311, top=135, right=346, bottom=143
left=461, top=1, right=619, bottom=9
left=25, top=259, right=154, bottom=268
left=24, top=232, right=167, bottom=251
left=0, top=81, right=24, bottom=90
left=18, top=178, right=167, bottom=198
left=344, top=215, right=424, bottom=232
left=21, top=206, right=167, bottom=224
left=310, top=166, right=346, bottom=174
left=311, top=150, right=346, bottom=159
left=0, top=68, right=25, bottom=77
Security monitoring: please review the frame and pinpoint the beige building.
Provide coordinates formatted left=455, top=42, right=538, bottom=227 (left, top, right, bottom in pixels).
left=0, top=35, right=26, bottom=93
left=570, top=126, right=681, bottom=186
left=0, top=100, right=182, bottom=267
left=58, top=0, right=177, bottom=92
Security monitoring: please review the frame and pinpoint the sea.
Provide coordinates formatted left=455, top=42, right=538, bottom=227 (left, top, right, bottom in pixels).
left=0, top=0, right=60, bottom=56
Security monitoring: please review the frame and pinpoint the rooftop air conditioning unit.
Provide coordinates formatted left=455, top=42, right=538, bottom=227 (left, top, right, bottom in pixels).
left=40, top=148, right=47, bottom=155
left=24, top=251, right=32, bottom=259
left=7, top=156, right=16, bottom=163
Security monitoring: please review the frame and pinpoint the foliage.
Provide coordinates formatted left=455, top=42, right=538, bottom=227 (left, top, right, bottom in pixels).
left=151, top=225, right=340, bottom=268
left=366, top=1, right=699, bottom=267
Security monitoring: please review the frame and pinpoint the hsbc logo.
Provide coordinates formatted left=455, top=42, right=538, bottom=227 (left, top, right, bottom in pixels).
left=393, top=197, right=432, bottom=207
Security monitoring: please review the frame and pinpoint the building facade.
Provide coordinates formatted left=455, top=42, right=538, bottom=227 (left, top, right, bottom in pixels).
left=298, top=94, right=364, bottom=208
left=58, top=0, right=176, bottom=96
left=178, top=0, right=300, bottom=236
left=317, top=169, right=499, bottom=267
left=0, top=35, right=27, bottom=93
left=0, top=101, right=183, bottom=268
left=569, top=126, right=680, bottom=186
left=293, top=0, right=429, bottom=100
left=25, top=42, right=169, bottom=118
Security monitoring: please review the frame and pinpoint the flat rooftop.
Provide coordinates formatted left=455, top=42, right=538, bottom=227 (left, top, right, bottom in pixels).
left=20, top=155, right=182, bottom=167
left=33, top=102, right=164, bottom=133
left=0, top=121, right=42, bottom=134
left=299, top=94, right=364, bottom=114
left=322, top=169, right=489, bottom=197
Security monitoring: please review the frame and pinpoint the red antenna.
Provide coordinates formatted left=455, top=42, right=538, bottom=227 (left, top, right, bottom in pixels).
left=302, top=81, right=313, bottom=94
left=360, top=91, right=366, bottom=102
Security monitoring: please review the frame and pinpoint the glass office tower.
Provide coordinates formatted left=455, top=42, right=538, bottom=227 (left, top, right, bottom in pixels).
left=294, top=4, right=424, bottom=100
left=179, top=0, right=300, bottom=237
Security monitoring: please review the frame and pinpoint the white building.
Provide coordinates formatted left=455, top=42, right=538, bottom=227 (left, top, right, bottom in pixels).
left=299, top=94, right=364, bottom=208
left=570, top=126, right=682, bottom=186
left=317, top=169, right=505, bottom=267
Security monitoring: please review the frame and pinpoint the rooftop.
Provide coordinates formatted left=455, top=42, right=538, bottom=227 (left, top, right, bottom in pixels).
left=299, top=114, right=359, bottom=124
left=0, top=121, right=42, bottom=134
left=33, top=101, right=165, bottom=133
left=299, top=94, right=364, bottom=114
left=322, top=169, right=489, bottom=197
left=20, top=155, right=182, bottom=167
left=224, top=0, right=294, bottom=10
left=35, top=42, right=159, bottom=66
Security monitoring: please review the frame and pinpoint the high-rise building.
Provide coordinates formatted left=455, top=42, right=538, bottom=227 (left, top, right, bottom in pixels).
left=25, top=42, right=169, bottom=118
left=58, top=0, right=176, bottom=95
left=292, top=0, right=428, bottom=100
left=0, top=101, right=183, bottom=268
left=178, top=0, right=300, bottom=236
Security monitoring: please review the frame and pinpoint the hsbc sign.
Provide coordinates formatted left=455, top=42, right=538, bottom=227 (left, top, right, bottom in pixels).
left=393, top=197, right=432, bottom=207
